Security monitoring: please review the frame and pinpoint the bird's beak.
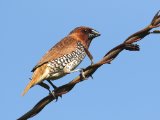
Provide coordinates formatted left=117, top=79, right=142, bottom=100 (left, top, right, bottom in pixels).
left=89, top=29, right=101, bottom=39
left=92, top=29, right=101, bottom=37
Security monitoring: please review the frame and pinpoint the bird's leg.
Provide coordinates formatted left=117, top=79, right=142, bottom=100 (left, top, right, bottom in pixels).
left=38, top=82, right=59, bottom=101
left=70, top=46, right=94, bottom=79
left=83, top=47, right=94, bottom=79
left=63, top=61, right=88, bottom=79
left=47, top=80, right=62, bottom=100
left=38, top=82, right=51, bottom=93
left=47, top=80, right=58, bottom=89
left=71, top=69, right=86, bottom=79
left=64, top=67, right=87, bottom=80
left=83, top=45, right=94, bottom=65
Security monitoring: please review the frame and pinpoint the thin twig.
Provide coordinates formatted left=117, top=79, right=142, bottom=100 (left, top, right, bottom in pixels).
left=18, top=10, right=160, bottom=120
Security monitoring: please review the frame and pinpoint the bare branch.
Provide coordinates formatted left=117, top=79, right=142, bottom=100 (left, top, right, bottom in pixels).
left=18, top=10, right=160, bottom=120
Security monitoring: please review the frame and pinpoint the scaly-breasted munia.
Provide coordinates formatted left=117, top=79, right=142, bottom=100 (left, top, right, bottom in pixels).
left=22, top=26, right=100, bottom=96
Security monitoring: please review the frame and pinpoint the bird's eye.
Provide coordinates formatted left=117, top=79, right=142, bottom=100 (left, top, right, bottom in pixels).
left=83, top=29, right=88, bottom=33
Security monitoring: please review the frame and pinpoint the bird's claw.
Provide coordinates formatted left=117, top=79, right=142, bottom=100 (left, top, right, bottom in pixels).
left=55, top=95, right=62, bottom=102
left=80, top=68, right=94, bottom=80
left=49, top=90, right=62, bottom=102
left=80, top=69, right=88, bottom=80
left=49, top=91, right=58, bottom=102
left=90, top=75, right=94, bottom=79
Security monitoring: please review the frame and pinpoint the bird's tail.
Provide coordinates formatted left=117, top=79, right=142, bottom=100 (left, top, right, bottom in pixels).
left=21, top=65, right=48, bottom=96
left=21, top=78, right=36, bottom=96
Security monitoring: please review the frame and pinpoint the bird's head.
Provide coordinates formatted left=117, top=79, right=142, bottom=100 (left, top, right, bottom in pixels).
left=69, top=26, right=100, bottom=47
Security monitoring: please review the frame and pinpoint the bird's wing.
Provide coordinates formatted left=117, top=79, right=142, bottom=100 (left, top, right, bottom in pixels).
left=31, top=37, right=77, bottom=72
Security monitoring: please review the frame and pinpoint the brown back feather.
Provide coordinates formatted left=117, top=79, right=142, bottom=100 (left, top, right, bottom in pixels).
left=32, top=36, right=79, bottom=72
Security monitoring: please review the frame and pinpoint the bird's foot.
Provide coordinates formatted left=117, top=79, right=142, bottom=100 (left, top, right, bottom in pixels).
left=79, top=68, right=88, bottom=80
left=49, top=91, right=58, bottom=102
left=80, top=68, right=94, bottom=79
left=47, top=80, right=58, bottom=89
left=49, top=89, right=62, bottom=102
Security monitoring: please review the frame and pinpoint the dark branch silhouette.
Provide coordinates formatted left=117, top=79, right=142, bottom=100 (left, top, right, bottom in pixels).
left=18, top=10, right=160, bottom=120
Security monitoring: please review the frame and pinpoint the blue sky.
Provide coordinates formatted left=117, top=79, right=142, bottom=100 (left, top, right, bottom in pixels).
left=1, top=0, right=160, bottom=120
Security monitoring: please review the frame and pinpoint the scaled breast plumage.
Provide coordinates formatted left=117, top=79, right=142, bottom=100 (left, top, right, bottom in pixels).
left=46, top=42, right=86, bottom=79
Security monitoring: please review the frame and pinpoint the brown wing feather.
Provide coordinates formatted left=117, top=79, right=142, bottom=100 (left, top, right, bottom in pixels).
left=31, top=36, right=78, bottom=72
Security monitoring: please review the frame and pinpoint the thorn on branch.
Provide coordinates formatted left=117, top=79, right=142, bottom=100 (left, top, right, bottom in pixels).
left=124, top=44, right=140, bottom=51
left=150, top=30, right=160, bottom=34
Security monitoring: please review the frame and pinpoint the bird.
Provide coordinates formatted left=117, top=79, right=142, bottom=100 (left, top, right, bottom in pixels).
left=22, top=26, right=100, bottom=96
